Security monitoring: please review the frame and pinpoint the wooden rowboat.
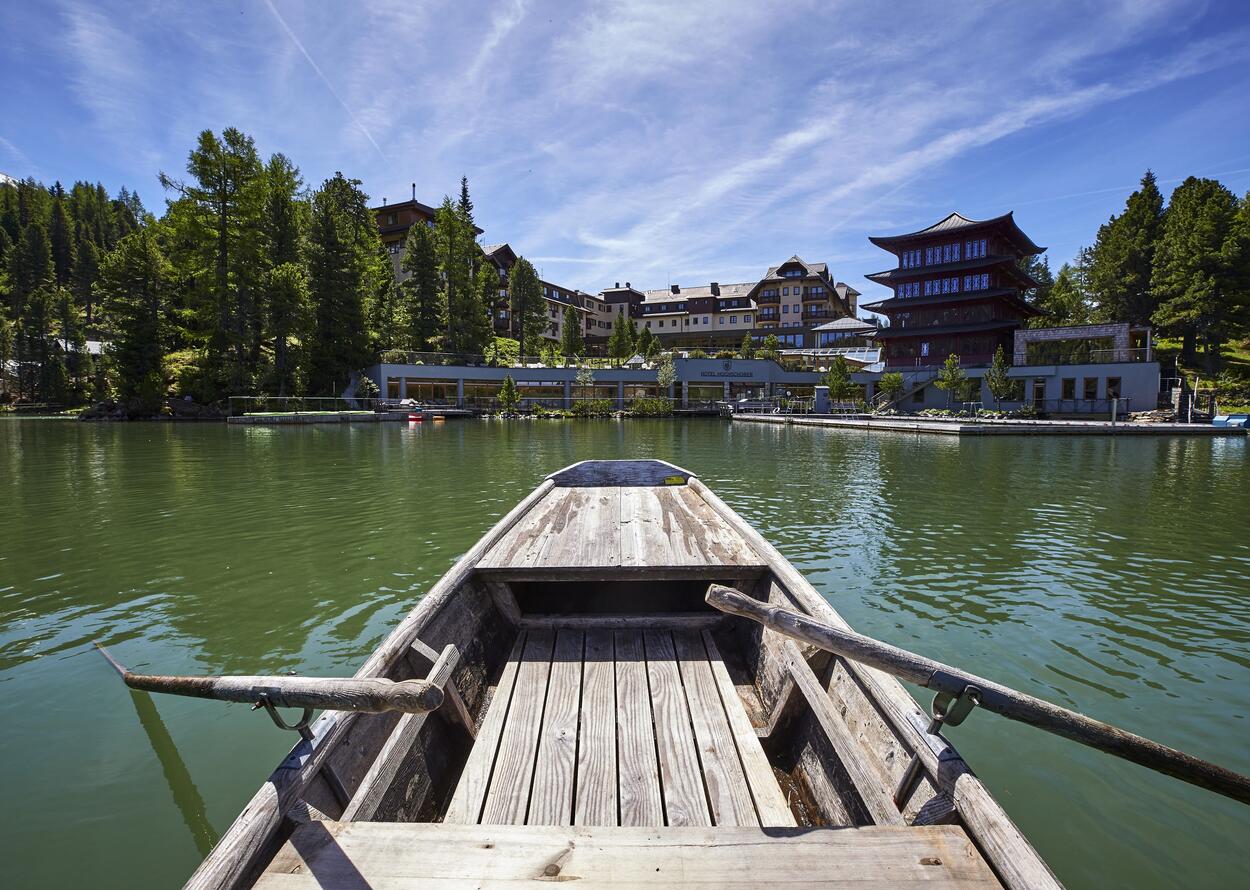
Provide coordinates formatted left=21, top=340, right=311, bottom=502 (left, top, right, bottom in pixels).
left=184, top=459, right=1059, bottom=889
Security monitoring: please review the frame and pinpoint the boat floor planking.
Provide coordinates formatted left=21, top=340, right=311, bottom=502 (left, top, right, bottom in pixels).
left=184, top=460, right=1056, bottom=890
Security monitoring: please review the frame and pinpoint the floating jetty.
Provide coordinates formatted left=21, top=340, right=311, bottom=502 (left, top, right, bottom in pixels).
left=733, top=413, right=1248, bottom=437
left=227, top=409, right=474, bottom=425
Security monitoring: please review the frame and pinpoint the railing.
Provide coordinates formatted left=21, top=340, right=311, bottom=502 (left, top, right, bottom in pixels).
left=378, top=351, right=632, bottom=369
left=1014, top=347, right=1153, bottom=366
left=227, top=396, right=385, bottom=416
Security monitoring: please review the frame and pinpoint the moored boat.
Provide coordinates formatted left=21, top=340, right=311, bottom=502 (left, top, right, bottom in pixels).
left=175, top=458, right=1059, bottom=889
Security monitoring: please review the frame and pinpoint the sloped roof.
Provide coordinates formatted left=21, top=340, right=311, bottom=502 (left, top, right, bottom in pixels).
left=812, top=316, right=876, bottom=332
left=868, top=211, right=1044, bottom=254
left=640, top=282, right=754, bottom=303
left=761, top=255, right=829, bottom=280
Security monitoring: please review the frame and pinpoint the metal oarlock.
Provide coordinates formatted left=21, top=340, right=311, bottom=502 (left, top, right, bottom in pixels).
left=893, top=685, right=981, bottom=808
left=253, top=692, right=316, bottom=740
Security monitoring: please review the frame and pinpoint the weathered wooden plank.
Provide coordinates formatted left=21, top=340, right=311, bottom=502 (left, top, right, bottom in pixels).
left=614, top=631, right=664, bottom=827
left=410, top=638, right=476, bottom=739
left=620, top=487, right=677, bottom=568
left=784, top=640, right=904, bottom=826
left=672, top=631, right=758, bottom=826
left=185, top=477, right=555, bottom=890
left=341, top=645, right=462, bottom=822
left=444, top=634, right=525, bottom=824
left=672, top=485, right=763, bottom=565
left=257, top=822, right=1003, bottom=889
left=701, top=631, right=796, bottom=827
left=688, top=477, right=1061, bottom=890
left=527, top=630, right=583, bottom=825
left=575, top=629, right=617, bottom=826
left=567, top=487, right=621, bottom=568
left=644, top=630, right=711, bottom=827
left=483, top=579, right=522, bottom=629
left=477, top=488, right=577, bottom=570
left=479, top=629, right=555, bottom=825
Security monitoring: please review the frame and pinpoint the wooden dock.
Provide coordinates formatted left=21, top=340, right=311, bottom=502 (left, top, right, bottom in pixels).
left=733, top=413, right=1248, bottom=437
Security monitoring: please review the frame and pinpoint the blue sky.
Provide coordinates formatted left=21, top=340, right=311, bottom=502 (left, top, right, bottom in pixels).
left=3, top=0, right=1250, bottom=308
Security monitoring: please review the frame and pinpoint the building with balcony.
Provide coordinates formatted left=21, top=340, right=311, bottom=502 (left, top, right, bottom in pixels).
left=863, top=212, right=1043, bottom=369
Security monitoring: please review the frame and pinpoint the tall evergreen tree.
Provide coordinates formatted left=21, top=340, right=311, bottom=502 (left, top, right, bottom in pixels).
left=49, top=184, right=76, bottom=287
left=608, top=308, right=630, bottom=362
left=1087, top=170, right=1165, bottom=325
left=458, top=176, right=474, bottom=228
left=306, top=173, right=375, bottom=395
left=635, top=325, right=653, bottom=356
left=98, top=229, right=172, bottom=415
left=266, top=262, right=309, bottom=396
left=1018, top=253, right=1053, bottom=312
left=560, top=304, right=584, bottom=360
left=433, top=197, right=474, bottom=348
left=466, top=263, right=497, bottom=355
left=1152, top=177, right=1246, bottom=372
left=72, top=240, right=99, bottom=325
left=160, top=128, right=266, bottom=394
left=400, top=221, right=443, bottom=350
left=508, top=256, right=545, bottom=360
left=1029, top=262, right=1090, bottom=328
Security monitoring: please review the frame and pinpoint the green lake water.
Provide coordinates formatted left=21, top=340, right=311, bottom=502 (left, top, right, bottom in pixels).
left=1, top=417, right=1248, bottom=888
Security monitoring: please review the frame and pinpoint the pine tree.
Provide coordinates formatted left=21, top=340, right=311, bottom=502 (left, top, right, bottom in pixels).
left=306, top=173, right=374, bottom=395
left=738, top=332, right=755, bottom=359
left=508, top=256, right=545, bottom=360
left=17, top=284, right=68, bottom=403
left=636, top=325, right=653, bottom=356
left=498, top=374, right=519, bottom=412
left=1030, top=263, right=1090, bottom=328
left=1087, top=170, right=1165, bottom=325
left=466, top=263, right=497, bottom=355
left=934, top=353, right=967, bottom=406
left=434, top=197, right=474, bottom=350
left=1152, top=177, right=1244, bottom=372
left=983, top=345, right=1014, bottom=409
left=823, top=355, right=853, bottom=402
left=160, top=128, right=266, bottom=394
left=49, top=184, right=76, bottom=287
left=560, top=303, right=584, bottom=361
left=72, top=240, right=99, bottom=325
left=1018, top=253, right=1053, bottom=312
left=98, top=229, right=172, bottom=415
left=267, top=262, right=310, bottom=395
left=458, top=176, right=474, bottom=228
left=608, top=308, right=630, bottom=363
left=627, top=317, right=639, bottom=355
left=759, top=334, right=781, bottom=363
left=56, top=285, right=91, bottom=402
left=400, top=221, right=443, bottom=350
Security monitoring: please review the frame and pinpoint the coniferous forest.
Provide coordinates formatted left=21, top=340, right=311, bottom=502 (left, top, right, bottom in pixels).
left=2, top=136, right=1249, bottom=416
left=0, top=128, right=499, bottom=416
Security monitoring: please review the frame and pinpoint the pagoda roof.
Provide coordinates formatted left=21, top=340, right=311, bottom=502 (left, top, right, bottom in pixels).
left=865, top=255, right=1040, bottom=287
left=861, top=287, right=1039, bottom=315
left=868, top=211, right=1045, bottom=255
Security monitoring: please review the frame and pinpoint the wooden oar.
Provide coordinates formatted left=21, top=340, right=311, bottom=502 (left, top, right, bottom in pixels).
left=94, top=642, right=444, bottom=715
left=704, top=585, right=1250, bottom=806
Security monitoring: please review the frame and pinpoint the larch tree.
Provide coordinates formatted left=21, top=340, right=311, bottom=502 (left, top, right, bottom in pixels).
left=1152, top=177, right=1244, bottom=372
left=1087, top=170, right=1165, bottom=326
left=507, top=257, right=545, bottom=361
left=98, top=229, right=173, bottom=415
left=49, top=184, right=76, bottom=287
left=608, top=308, right=630, bottom=362
left=400, top=221, right=443, bottom=350
left=306, top=173, right=374, bottom=395
left=434, top=197, right=475, bottom=350
left=560, top=303, right=584, bottom=361
left=266, top=262, right=310, bottom=396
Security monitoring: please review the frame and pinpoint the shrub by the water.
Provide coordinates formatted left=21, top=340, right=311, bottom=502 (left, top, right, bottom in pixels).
left=571, top=398, right=613, bottom=417
left=627, top=396, right=673, bottom=416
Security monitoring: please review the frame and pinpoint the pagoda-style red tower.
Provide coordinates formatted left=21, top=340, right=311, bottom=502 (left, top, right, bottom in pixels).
left=863, top=212, right=1044, bottom=368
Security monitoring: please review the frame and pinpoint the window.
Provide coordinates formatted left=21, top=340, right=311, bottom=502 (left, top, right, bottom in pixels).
left=785, top=268, right=802, bottom=277
left=942, top=244, right=952, bottom=263
left=952, top=243, right=960, bottom=261
left=925, top=247, right=933, bottom=265
left=980, top=273, right=989, bottom=289
left=731, top=316, right=738, bottom=324
left=921, top=341, right=930, bottom=357
left=913, top=386, right=926, bottom=403
left=782, top=304, right=789, bottom=314
left=810, top=285, right=824, bottom=295
left=1061, top=378, right=1075, bottom=400
left=387, top=242, right=400, bottom=255
left=1083, top=378, right=1098, bottom=400
left=703, top=316, right=709, bottom=324
left=1107, top=377, right=1121, bottom=399
left=719, top=317, right=725, bottom=325
left=646, top=321, right=652, bottom=329
left=386, top=213, right=397, bottom=225
left=782, top=287, right=789, bottom=296
left=658, top=320, right=664, bottom=328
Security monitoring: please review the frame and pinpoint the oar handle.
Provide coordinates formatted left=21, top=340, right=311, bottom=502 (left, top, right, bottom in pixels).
left=95, top=643, right=443, bottom=714
left=705, top=585, right=1250, bottom=807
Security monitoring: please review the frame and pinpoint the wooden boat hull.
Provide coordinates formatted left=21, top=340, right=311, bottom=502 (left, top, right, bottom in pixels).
left=184, top=460, right=1059, bottom=890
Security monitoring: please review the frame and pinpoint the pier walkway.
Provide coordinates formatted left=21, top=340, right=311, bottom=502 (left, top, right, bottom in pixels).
left=733, top=413, right=1248, bottom=437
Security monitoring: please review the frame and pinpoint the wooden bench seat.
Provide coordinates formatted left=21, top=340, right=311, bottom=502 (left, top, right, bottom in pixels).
left=444, top=626, right=795, bottom=827
left=257, top=822, right=1003, bottom=888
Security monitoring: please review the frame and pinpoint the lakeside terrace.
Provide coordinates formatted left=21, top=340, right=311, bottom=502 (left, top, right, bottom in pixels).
left=365, top=356, right=829, bottom=410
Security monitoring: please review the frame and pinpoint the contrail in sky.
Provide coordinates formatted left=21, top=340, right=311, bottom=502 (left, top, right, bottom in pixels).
left=262, top=0, right=387, bottom=162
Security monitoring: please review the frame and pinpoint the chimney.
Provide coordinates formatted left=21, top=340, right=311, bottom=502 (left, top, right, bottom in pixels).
left=710, top=281, right=720, bottom=296
left=615, top=282, right=620, bottom=288
left=626, top=281, right=631, bottom=288
left=411, top=182, right=416, bottom=202
left=382, top=197, right=387, bottom=206
left=670, top=284, right=680, bottom=294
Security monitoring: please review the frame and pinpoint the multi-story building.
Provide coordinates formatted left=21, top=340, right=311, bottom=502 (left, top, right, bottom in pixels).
left=862, top=212, right=1044, bottom=368
left=595, top=257, right=860, bottom=351
left=480, top=243, right=596, bottom=347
